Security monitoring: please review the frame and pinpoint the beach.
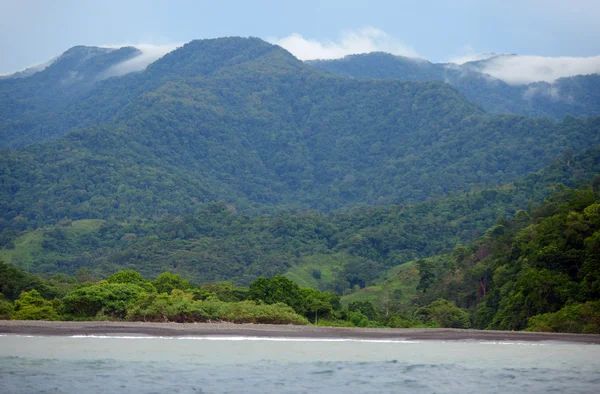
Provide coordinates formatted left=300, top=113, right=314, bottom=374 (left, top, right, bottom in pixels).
left=1, top=320, right=599, bottom=343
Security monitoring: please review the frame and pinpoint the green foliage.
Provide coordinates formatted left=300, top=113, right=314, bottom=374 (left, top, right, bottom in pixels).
left=414, top=299, right=470, bottom=328
left=301, top=287, right=339, bottom=322
left=126, top=290, right=308, bottom=325
left=411, top=182, right=600, bottom=333
left=0, top=298, right=14, bottom=319
left=345, top=310, right=370, bottom=327
left=0, top=261, right=67, bottom=301
left=199, top=282, right=247, bottom=302
left=12, top=290, right=58, bottom=320
left=152, top=272, right=192, bottom=294
left=106, top=270, right=156, bottom=293
left=382, top=313, right=426, bottom=328
left=526, top=301, right=600, bottom=334
left=491, top=269, right=576, bottom=330
left=347, top=300, right=379, bottom=321
left=416, top=259, right=435, bottom=293
left=59, top=282, right=146, bottom=319
left=248, top=275, right=307, bottom=314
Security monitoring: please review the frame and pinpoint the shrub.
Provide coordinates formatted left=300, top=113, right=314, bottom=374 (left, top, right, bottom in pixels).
left=152, top=272, right=192, bottom=294
left=526, top=301, right=600, bottom=334
left=0, top=298, right=14, bottom=319
left=414, top=298, right=471, bottom=328
left=126, top=290, right=308, bottom=324
left=60, top=282, right=145, bottom=318
left=12, top=290, right=58, bottom=320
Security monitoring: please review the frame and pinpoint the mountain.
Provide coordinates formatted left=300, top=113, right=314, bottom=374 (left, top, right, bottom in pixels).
left=2, top=38, right=600, bottom=234
left=308, top=53, right=600, bottom=119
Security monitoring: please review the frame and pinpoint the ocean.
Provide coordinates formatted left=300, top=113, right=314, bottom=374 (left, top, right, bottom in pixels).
left=1, top=335, right=599, bottom=393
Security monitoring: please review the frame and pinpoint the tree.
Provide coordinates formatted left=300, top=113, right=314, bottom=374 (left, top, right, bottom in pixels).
left=106, top=270, right=156, bottom=292
left=377, top=282, right=402, bottom=316
left=301, top=288, right=335, bottom=323
left=12, top=290, right=58, bottom=320
left=414, top=298, right=470, bottom=328
left=0, top=298, right=13, bottom=319
left=416, top=259, right=435, bottom=293
left=348, top=300, right=379, bottom=321
left=152, top=272, right=191, bottom=294
left=59, top=282, right=145, bottom=318
left=247, top=275, right=306, bottom=314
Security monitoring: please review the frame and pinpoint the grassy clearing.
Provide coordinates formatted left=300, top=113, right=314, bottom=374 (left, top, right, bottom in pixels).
left=66, top=219, right=105, bottom=233
left=0, top=230, right=45, bottom=271
left=284, top=253, right=350, bottom=290
left=0, top=220, right=105, bottom=271
left=341, top=261, right=420, bottom=307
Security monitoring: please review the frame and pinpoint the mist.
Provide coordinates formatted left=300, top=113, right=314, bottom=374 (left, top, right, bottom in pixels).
left=268, top=27, right=420, bottom=60
left=101, top=43, right=181, bottom=78
left=477, top=55, right=600, bottom=85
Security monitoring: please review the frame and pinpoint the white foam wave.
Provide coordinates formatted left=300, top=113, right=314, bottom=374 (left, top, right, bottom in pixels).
left=69, top=335, right=420, bottom=343
left=476, top=341, right=548, bottom=346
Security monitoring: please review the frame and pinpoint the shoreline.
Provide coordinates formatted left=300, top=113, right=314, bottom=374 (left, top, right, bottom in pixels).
left=1, top=320, right=600, bottom=344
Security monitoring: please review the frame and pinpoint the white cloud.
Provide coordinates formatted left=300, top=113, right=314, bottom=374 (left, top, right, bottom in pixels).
left=479, top=55, right=600, bottom=85
left=523, top=85, right=561, bottom=100
left=100, top=43, right=181, bottom=78
left=268, top=27, right=420, bottom=60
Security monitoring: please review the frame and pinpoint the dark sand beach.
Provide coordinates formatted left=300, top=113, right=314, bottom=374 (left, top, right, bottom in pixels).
left=1, top=320, right=599, bottom=343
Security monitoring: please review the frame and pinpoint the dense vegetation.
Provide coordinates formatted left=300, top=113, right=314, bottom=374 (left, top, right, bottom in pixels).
left=309, top=52, right=600, bottom=119
left=0, top=265, right=442, bottom=328
left=5, top=173, right=599, bottom=335
left=2, top=145, right=600, bottom=295
left=407, top=180, right=600, bottom=333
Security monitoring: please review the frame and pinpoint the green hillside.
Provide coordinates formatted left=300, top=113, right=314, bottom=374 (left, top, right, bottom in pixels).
left=2, top=38, right=600, bottom=240
left=2, top=146, right=599, bottom=292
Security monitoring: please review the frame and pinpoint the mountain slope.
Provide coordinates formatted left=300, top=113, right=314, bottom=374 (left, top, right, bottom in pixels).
left=0, top=46, right=142, bottom=148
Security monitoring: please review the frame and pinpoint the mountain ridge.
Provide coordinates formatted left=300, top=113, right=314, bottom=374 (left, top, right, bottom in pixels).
left=308, top=52, right=600, bottom=119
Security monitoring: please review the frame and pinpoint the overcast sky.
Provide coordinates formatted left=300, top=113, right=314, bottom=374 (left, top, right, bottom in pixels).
left=1, top=0, right=600, bottom=74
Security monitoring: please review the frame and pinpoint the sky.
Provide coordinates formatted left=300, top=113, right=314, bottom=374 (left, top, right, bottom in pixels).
left=1, top=0, right=600, bottom=80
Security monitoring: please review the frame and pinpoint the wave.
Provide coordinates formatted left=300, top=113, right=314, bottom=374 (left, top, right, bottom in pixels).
left=68, top=335, right=421, bottom=343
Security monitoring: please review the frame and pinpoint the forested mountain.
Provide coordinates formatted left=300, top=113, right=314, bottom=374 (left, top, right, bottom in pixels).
left=2, top=145, right=599, bottom=292
left=308, top=53, right=600, bottom=119
left=2, top=38, right=600, bottom=239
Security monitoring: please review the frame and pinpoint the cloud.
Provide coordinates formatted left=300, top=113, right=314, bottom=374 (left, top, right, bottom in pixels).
left=523, top=85, right=561, bottom=101
left=478, top=55, right=600, bottom=85
left=100, top=43, right=181, bottom=78
left=268, top=27, right=420, bottom=60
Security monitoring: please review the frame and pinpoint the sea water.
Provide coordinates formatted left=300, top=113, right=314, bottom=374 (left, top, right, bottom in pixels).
left=1, top=335, right=599, bottom=393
